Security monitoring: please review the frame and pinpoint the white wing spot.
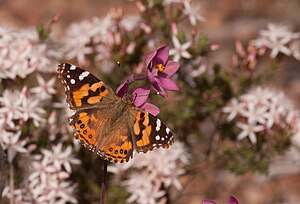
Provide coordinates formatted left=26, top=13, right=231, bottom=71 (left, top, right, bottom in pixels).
left=70, top=79, right=76, bottom=84
left=166, top=128, right=170, bottom=134
left=155, top=135, right=160, bottom=141
left=161, top=137, right=165, bottom=141
left=70, top=65, right=76, bottom=70
left=156, top=119, right=161, bottom=131
left=67, top=75, right=70, bottom=78
left=79, top=71, right=89, bottom=81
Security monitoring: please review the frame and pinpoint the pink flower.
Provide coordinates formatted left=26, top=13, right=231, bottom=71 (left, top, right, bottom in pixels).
left=202, top=196, right=239, bottom=204
left=116, top=84, right=160, bottom=116
left=132, top=86, right=160, bottom=116
left=145, top=45, right=180, bottom=97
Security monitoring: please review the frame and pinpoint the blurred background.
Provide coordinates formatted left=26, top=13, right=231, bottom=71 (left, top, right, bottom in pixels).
left=1, top=0, right=300, bottom=100
left=1, top=0, right=300, bottom=204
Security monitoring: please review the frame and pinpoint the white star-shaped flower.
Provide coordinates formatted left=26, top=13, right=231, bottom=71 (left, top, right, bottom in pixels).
left=253, top=23, right=300, bottom=59
left=237, top=122, right=265, bottom=144
left=183, top=0, right=205, bottom=26
left=30, top=74, right=56, bottom=100
left=169, top=36, right=192, bottom=62
left=223, top=98, right=244, bottom=121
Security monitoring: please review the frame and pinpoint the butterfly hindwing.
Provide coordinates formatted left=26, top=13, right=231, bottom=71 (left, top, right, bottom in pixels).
left=69, top=107, right=134, bottom=163
left=131, top=109, right=175, bottom=153
left=57, top=63, right=116, bottom=110
left=69, top=108, right=98, bottom=148
left=96, top=113, right=135, bottom=163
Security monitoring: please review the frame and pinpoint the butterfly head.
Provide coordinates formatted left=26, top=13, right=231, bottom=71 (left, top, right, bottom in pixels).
left=121, top=93, right=134, bottom=105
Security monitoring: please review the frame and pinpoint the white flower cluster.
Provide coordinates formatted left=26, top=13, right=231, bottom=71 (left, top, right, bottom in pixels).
left=108, top=142, right=189, bottom=204
left=0, top=26, right=60, bottom=81
left=61, top=12, right=141, bottom=70
left=61, top=16, right=111, bottom=64
left=0, top=88, right=45, bottom=128
left=2, top=143, right=80, bottom=204
left=0, top=88, right=47, bottom=163
left=252, top=23, right=300, bottom=60
left=223, top=87, right=299, bottom=144
left=0, top=24, right=80, bottom=203
left=163, top=0, right=205, bottom=26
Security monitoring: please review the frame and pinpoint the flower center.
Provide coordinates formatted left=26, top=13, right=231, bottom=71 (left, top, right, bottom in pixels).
left=157, top=63, right=165, bottom=72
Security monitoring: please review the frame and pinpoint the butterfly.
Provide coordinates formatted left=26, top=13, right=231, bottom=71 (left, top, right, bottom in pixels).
left=57, top=63, right=174, bottom=163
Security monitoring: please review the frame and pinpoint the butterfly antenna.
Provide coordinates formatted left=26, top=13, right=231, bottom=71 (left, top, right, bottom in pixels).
left=149, top=91, right=160, bottom=97
left=116, top=61, right=122, bottom=79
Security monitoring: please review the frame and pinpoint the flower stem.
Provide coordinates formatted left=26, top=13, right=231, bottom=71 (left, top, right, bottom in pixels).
left=9, top=162, right=14, bottom=204
left=0, top=146, right=5, bottom=196
left=100, top=160, right=108, bottom=204
left=133, top=73, right=148, bottom=81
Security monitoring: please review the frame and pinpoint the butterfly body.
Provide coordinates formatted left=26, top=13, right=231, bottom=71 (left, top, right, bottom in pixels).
left=58, top=63, right=174, bottom=163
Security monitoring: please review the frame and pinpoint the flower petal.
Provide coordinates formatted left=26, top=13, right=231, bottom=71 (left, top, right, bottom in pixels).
left=147, top=69, right=157, bottom=85
left=132, top=86, right=150, bottom=107
left=145, top=49, right=157, bottom=68
left=172, top=35, right=180, bottom=48
left=157, top=77, right=179, bottom=91
left=147, top=69, right=167, bottom=97
left=116, top=81, right=130, bottom=97
left=163, top=61, right=180, bottom=76
left=155, top=45, right=169, bottom=65
left=228, top=196, right=239, bottom=204
left=202, top=201, right=217, bottom=204
left=141, top=102, right=160, bottom=116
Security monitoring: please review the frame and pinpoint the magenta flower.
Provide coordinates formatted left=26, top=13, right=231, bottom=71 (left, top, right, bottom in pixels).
left=202, top=201, right=217, bottom=204
left=116, top=80, right=131, bottom=98
left=116, top=45, right=180, bottom=115
left=202, top=196, right=239, bottom=204
left=132, top=86, right=160, bottom=116
left=145, top=45, right=180, bottom=97
left=116, top=84, right=160, bottom=116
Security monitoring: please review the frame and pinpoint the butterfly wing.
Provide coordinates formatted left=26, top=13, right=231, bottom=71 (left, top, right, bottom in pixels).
left=57, top=63, right=117, bottom=110
left=58, top=63, right=135, bottom=162
left=69, top=106, right=135, bottom=163
left=130, top=109, right=175, bottom=153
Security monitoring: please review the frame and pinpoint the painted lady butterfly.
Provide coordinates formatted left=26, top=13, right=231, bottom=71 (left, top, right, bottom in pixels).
left=57, top=63, right=174, bottom=163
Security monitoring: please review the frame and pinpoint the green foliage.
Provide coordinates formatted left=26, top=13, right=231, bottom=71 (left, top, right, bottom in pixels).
left=36, top=24, right=50, bottom=41
left=224, top=144, right=270, bottom=175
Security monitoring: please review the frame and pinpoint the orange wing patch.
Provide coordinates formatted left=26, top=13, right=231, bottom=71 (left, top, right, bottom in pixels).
left=134, top=112, right=152, bottom=148
left=72, top=82, right=109, bottom=107
left=131, top=109, right=175, bottom=154
left=72, top=112, right=97, bottom=146
left=100, top=137, right=133, bottom=163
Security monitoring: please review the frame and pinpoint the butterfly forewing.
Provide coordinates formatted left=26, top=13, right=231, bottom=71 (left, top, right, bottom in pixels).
left=57, top=63, right=116, bottom=110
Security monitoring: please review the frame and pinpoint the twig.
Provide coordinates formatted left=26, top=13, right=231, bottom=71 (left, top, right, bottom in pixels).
left=9, top=162, right=14, bottom=204
left=100, top=160, right=108, bottom=204
left=0, top=146, right=5, bottom=200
